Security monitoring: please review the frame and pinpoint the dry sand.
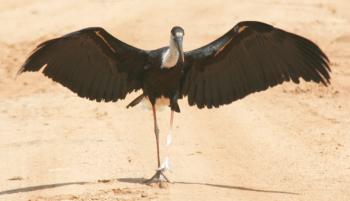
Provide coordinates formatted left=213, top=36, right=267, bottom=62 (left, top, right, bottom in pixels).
left=1, top=0, right=350, bottom=200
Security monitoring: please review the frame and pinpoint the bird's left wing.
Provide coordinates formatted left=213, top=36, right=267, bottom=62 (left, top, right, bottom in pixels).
left=181, top=21, right=331, bottom=109
left=19, top=27, right=149, bottom=102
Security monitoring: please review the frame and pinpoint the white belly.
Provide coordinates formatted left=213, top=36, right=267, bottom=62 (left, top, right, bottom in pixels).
left=141, top=96, right=170, bottom=111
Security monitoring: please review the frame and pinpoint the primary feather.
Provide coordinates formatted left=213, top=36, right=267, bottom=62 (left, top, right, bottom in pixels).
left=19, top=27, right=148, bottom=102
left=182, top=21, right=330, bottom=109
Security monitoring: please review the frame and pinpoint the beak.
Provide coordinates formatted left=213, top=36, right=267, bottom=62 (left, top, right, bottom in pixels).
left=174, top=36, right=184, bottom=63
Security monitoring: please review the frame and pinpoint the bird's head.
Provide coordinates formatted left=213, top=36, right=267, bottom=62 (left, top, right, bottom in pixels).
left=171, top=26, right=185, bottom=63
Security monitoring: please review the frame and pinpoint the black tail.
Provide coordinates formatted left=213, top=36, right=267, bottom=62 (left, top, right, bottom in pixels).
left=126, top=94, right=145, bottom=108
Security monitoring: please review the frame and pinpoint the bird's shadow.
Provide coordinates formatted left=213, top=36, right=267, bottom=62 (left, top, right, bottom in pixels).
left=117, top=177, right=299, bottom=195
left=0, top=178, right=299, bottom=196
left=0, top=182, right=88, bottom=195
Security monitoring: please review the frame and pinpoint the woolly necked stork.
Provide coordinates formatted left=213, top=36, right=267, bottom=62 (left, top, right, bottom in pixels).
left=18, top=21, right=331, bottom=184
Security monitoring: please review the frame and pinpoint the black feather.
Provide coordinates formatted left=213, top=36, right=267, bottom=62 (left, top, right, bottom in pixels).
left=182, top=21, right=331, bottom=109
left=19, top=27, right=148, bottom=102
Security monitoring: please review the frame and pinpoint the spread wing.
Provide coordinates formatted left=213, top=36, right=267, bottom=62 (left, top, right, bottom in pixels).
left=181, top=21, right=331, bottom=109
left=19, top=27, right=149, bottom=102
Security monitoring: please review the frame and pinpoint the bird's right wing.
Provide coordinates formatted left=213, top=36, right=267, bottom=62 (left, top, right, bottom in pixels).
left=19, top=27, right=149, bottom=102
left=182, top=21, right=331, bottom=109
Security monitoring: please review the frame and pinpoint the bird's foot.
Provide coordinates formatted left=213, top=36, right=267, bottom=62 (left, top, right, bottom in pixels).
left=143, top=169, right=171, bottom=187
left=144, top=157, right=171, bottom=187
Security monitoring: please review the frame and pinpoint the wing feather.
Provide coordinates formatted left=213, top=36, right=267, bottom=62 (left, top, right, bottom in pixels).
left=182, top=21, right=331, bottom=109
left=19, top=27, right=149, bottom=102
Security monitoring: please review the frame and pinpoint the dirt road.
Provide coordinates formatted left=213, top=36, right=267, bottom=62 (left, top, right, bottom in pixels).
left=1, top=1, right=350, bottom=200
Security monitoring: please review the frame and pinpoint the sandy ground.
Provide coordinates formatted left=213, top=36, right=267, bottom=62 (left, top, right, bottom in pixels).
left=1, top=0, right=350, bottom=200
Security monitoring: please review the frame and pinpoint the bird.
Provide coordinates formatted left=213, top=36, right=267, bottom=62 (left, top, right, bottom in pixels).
left=18, top=21, right=331, bottom=184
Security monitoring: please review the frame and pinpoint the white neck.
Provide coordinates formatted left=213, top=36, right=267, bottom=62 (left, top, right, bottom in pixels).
left=161, top=37, right=179, bottom=69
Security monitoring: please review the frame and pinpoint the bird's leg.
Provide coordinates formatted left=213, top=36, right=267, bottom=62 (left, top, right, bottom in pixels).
left=154, top=109, right=174, bottom=177
left=167, top=110, right=174, bottom=146
left=144, top=104, right=170, bottom=184
left=167, top=97, right=178, bottom=147
left=157, top=110, right=175, bottom=180
left=153, top=105, right=161, bottom=168
left=160, top=110, right=174, bottom=171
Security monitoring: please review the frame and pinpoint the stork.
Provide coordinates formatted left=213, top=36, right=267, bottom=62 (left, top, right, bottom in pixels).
left=18, top=21, right=331, bottom=184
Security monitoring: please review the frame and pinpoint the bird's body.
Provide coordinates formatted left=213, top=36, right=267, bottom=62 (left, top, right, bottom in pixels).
left=142, top=47, right=183, bottom=112
left=18, top=21, right=331, bottom=185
